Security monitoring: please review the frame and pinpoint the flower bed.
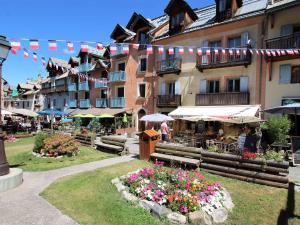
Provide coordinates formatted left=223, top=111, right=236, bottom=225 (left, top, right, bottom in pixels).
left=112, top=162, right=233, bottom=224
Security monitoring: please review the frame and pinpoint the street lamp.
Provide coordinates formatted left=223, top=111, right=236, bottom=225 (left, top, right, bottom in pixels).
left=0, top=35, right=11, bottom=176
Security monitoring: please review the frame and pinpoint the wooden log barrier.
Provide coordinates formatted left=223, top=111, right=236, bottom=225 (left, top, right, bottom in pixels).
left=102, top=136, right=126, bottom=143
left=101, top=140, right=125, bottom=147
left=156, top=143, right=201, bottom=154
left=155, top=148, right=201, bottom=159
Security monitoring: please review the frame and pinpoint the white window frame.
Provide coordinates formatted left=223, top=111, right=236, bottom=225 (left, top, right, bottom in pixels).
left=137, top=82, right=147, bottom=98
left=115, top=85, right=125, bottom=98
left=115, top=60, right=126, bottom=72
left=138, top=55, right=147, bottom=74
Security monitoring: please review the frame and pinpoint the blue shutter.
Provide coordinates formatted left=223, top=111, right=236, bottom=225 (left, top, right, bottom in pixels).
left=279, top=64, right=292, bottom=84
left=241, top=32, right=249, bottom=47
left=200, top=80, right=207, bottom=94
left=240, top=76, right=249, bottom=92
left=175, top=80, right=180, bottom=95
left=160, top=81, right=166, bottom=95
left=280, top=24, right=293, bottom=36
left=202, top=40, right=209, bottom=64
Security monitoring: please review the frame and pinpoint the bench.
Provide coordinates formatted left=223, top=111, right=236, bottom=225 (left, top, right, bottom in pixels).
left=74, top=134, right=93, bottom=146
left=95, top=136, right=129, bottom=155
left=151, top=143, right=202, bottom=167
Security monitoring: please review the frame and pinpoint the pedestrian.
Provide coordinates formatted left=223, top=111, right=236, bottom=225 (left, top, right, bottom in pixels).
left=161, top=120, right=169, bottom=142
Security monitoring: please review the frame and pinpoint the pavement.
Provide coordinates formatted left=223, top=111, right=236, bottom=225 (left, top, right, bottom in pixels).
left=0, top=155, right=136, bottom=225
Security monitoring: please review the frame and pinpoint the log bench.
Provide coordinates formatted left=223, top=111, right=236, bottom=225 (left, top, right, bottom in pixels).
left=151, top=143, right=201, bottom=167
left=74, top=134, right=93, bottom=146
left=95, top=136, right=129, bottom=155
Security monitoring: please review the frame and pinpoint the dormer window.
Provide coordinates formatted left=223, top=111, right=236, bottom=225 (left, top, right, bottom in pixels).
left=138, top=32, right=148, bottom=45
left=216, top=0, right=243, bottom=22
left=219, top=0, right=226, bottom=12
left=171, top=12, right=184, bottom=28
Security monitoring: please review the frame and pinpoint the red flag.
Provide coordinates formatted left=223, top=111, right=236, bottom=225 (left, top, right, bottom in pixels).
left=96, top=43, right=103, bottom=50
left=178, top=47, right=184, bottom=55
left=81, top=43, right=89, bottom=52
left=33, top=52, right=38, bottom=61
left=158, top=46, right=164, bottom=55
left=206, top=49, right=211, bottom=56
left=146, top=45, right=153, bottom=54
left=23, top=48, right=29, bottom=58
left=197, top=48, right=202, bottom=56
left=189, top=47, right=194, bottom=55
left=29, top=40, right=39, bottom=50
left=48, top=40, right=57, bottom=51
left=214, top=49, right=219, bottom=55
left=11, top=48, right=17, bottom=54
left=110, top=44, right=117, bottom=54
left=132, top=44, right=139, bottom=49
left=168, top=47, right=174, bottom=55
left=67, top=41, right=74, bottom=52
left=123, top=44, right=129, bottom=54
left=11, top=41, right=21, bottom=51
left=229, top=49, right=233, bottom=56
left=222, top=49, right=226, bottom=55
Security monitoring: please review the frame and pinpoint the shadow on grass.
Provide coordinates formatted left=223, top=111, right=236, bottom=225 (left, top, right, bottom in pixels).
left=277, top=182, right=300, bottom=225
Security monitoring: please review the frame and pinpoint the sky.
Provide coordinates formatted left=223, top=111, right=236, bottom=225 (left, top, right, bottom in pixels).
left=1, top=0, right=214, bottom=86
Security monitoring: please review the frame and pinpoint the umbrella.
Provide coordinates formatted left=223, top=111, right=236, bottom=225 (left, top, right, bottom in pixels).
left=122, top=113, right=128, bottom=123
left=81, top=114, right=96, bottom=118
left=181, top=115, right=220, bottom=122
left=38, top=108, right=69, bottom=116
left=11, top=88, right=18, bottom=97
left=97, top=113, right=114, bottom=118
left=10, top=108, right=38, bottom=117
left=140, top=113, right=174, bottom=122
left=72, top=114, right=84, bottom=118
left=1, top=109, right=13, bottom=116
left=62, top=118, right=73, bottom=123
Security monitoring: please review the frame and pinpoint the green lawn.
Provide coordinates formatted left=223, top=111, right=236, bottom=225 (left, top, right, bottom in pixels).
left=5, top=137, right=115, bottom=171
left=42, top=160, right=300, bottom=225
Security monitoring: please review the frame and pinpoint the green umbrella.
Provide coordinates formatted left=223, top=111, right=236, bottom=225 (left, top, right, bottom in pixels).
left=122, top=113, right=128, bottom=123
left=97, top=113, right=114, bottom=118
left=81, top=114, right=96, bottom=118
left=72, top=114, right=84, bottom=118
left=11, top=88, right=18, bottom=97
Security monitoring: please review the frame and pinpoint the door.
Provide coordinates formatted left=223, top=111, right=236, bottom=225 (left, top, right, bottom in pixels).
left=138, top=109, right=146, bottom=132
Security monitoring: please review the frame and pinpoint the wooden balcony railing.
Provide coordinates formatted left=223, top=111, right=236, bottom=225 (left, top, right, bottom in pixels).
left=55, top=84, right=68, bottom=92
left=195, top=92, right=250, bottom=106
left=41, top=84, right=67, bottom=94
left=266, top=32, right=300, bottom=50
left=196, top=49, right=251, bottom=71
left=157, top=95, right=181, bottom=107
left=156, top=58, right=182, bottom=76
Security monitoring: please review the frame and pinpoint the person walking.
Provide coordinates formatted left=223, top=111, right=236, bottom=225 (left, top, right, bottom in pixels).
left=161, top=121, right=169, bottom=142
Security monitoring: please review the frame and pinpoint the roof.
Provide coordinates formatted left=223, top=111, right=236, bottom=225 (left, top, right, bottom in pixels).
left=78, top=46, right=107, bottom=58
left=266, top=0, right=300, bottom=12
left=154, top=0, right=268, bottom=40
left=49, top=57, right=71, bottom=69
left=126, top=12, right=154, bottom=31
left=17, top=83, right=35, bottom=90
left=66, top=108, right=128, bottom=116
left=110, top=24, right=136, bottom=40
left=22, top=90, right=39, bottom=95
left=68, top=57, right=79, bottom=64
left=164, top=0, right=198, bottom=21
left=55, top=71, right=69, bottom=80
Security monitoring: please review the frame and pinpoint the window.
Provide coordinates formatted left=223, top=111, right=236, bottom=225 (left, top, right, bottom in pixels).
left=53, top=99, right=56, bottom=107
left=291, top=66, right=300, bottom=83
left=138, top=83, right=146, bottom=98
left=208, top=80, right=220, bottom=93
left=117, top=87, right=125, bottom=98
left=100, top=90, right=107, bottom=99
left=63, top=99, right=66, bottom=106
left=138, top=32, right=148, bottom=45
left=27, top=101, right=30, bottom=107
left=85, top=92, right=90, bottom=99
left=209, top=41, right=222, bottom=48
left=171, top=12, right=184, bottom=27
left=219, top=0, right=226, bottom=12
left=117, top=62, right=125, bottom=71
left=168, top=82, right=176, bottom=95
left=228, top=37, right=241, bottom=48
left=227, top=79, right=240, bottom=92
left=139, top=57, right=147, bottom=72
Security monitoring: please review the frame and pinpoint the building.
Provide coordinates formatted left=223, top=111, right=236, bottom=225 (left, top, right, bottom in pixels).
left=264, top=0, right=300, bottom=134
left=42, top=58, right=70, bottom=111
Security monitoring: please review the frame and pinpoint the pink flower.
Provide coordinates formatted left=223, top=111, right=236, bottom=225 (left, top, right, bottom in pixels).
left=179, top=205, right=188, bottom=214
left=129, top=173, right=139, bottom=182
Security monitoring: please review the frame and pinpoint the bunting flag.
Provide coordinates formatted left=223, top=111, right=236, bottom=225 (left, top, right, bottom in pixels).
left=214, top=49, right=219, bottom=55
left=49, top=61, right=52, bottom=68
left=236, top=49, right=240, bottom=56
left=132, top=44, right=139, bottom=49
left=48, top=40, right=57, bottom=50
left=123, top=44, right=129, bottom=54
left=158, top=46, right=164, bottom=55
left=189, top=47, right=194, bottom=55
left=11, top=41, right=21, bottom=51
left=168, top=47, right=174, bottom=55
left=23, top=48, right=29, bottom=58
left=260, top=50, right=265, bottom=55
left=229, top=49, right=234, bottom=56
left=280, top=50, right=286, bottom=55
left=243, top=49, right=247, bottom=55
left=11, top=48, right=17, bottom=54
left=55, top=64, right=59, bottom=70
left=276, top=50, right=281, bottom=56
left=33, top=52, right=38, bottom=61
left=197, top=48, right=202, bottom=56
left=249, top=49, right=253, bottom=55
left=271, top=50, right=276, bottom=56
left=255, top=49, right=260, bottom=55
left=178, top=47, right=184, bottom=55
left=67, top=41, right=74, bottom=52
left=206, top=49, right=211, bottom=56
left=80, top=42, right=89, bottom=52
left=96, top=43, right=103, bottom=50
left=29, top=39, right=39, bottom=49
left=294, top=49, right=299, bottom=54
left=222, top=49, right=226, bottom=55
left=41, top=57, right=46, bottom=66
left=146, top=45, right=153, bottom=54
left=110, top=44, right=117, bottom=54
left=287, top=49, right=294, bottom=55
left=266, top=50, right=271, bottom=56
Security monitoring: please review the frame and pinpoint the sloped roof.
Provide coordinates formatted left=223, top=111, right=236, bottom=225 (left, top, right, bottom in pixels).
left=267, top=0, right=300, bottom=12
left=110, top=24, right=136, bottom=40
left=49, top=57, right=71, bottom=69
left=17, top=83, right=35, bottom=90
left=79, top=46, right=107, bottom=58
left=164, top=0, right=198, bottom=21
left=68, top=57, right=79, bottom=64
left=126, top=12, right=154, bottom=31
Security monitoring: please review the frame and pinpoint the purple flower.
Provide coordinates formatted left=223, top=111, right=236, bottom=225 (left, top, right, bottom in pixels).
left=179, top=205, right=188, bottom=214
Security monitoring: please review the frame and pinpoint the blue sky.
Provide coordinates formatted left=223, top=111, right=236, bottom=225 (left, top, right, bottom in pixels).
left=1, top=0, right=213, bottom=86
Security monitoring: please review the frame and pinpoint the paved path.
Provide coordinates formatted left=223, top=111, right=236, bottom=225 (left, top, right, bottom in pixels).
left=0, top=155, right=136, bottom=225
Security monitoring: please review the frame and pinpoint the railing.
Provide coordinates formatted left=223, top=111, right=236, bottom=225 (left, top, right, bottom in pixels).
left=195, top=92, right=249, bottom=106
left=79, top=99, right=90, bottom=108
left=78, top=63, right=92, bottom=73
left=266, top=32, right=300, bottom=50
left=157, top=95, right=181, bottom=107
left=96, top=98, right=108, bottom=108
left=79, top=81, right=89, bottom=91
left=110, top=97, right=126, bottom=108
left=109, top=71, right=126, bottom=82
left=156, top=58, right=182, bottom=75
left=55, top=84, right=67, bottom=92
left=41, top=87, right=54, bottom=94
left=68, top=83, right=77, bottom=92
left=196, top=49, right=251, bottom=71
left=94, top=78, right=108, bottom=88
left=110, top=44, right=125, bottom=57
left=69, top=99, right=77, bottom=108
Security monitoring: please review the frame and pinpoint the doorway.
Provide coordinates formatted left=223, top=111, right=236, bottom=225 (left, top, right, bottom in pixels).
left=138, top=109, right=146, bottom=132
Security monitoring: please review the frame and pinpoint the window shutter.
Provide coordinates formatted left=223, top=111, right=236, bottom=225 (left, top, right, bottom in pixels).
left=241, top=32, right=249, bottom=47
left=202, top=40, right=209, bottom=64
left=160, top=81, right=166, bottom=95
left=240, top=76, right=249, bottom=92
left=200, top=80, right=207, bottom=94
left=175, top=80, right=180, bottom=95
left=279, top=64, right=292, bottom=84
left=175, top=47, right=179, bottom=57
left=280, top=24, right=293, bottom=36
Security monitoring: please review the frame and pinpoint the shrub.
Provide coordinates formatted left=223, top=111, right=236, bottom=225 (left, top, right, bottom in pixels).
left=207, top=145, right=219, bottom=152
left=89, top=118, right=100, bottom=132
left=74, top=118, right=81, bottom=130
left=262, top=149, right=285, bottom=162
left=261, top=115, right=291, bottom=144
left=33, top=132, right=49, bottom=153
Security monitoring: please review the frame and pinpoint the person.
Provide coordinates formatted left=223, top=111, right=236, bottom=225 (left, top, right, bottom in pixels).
left=161, top=121, right=169, bottom=142
left=237, top=127, right=246, bottom=151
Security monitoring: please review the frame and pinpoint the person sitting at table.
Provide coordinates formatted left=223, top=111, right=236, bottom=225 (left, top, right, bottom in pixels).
left=161, top=121, right=169, bottom=142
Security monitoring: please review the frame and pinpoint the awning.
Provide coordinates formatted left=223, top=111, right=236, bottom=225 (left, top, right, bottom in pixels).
left=169, top=105, right=260, bottom=120
left=68, top=108, right=127, bottom=116
left=10, top=108, right=38, bottom=117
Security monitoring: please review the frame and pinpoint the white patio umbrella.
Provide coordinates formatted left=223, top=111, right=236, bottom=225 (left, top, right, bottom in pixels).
left=140, top=113, right=174, bottom=122
left=1, top=109, right=13, bottom=116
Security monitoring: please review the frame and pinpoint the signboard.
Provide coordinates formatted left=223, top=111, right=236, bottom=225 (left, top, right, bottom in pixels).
left=291, top=136, right=300, bottom=165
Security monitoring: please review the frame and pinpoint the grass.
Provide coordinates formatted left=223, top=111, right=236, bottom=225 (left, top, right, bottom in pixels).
left=42, top=160, right=300, bottom=225
left=5, top=137, right=115, bottom=171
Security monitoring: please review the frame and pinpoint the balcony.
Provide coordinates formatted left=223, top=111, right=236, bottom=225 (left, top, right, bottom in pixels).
left=157, top=95, right=181, bottom=107
left=96, top=98, right=108, bottom=108
left=197, top=49, right=251, bottom=71
left=78, top=63, right=92, bottom=73
left=109, top=71, right=126, bottom=82
left=110, top=97, right=126, bottom=108
left=195, top=92, right=249, bottom=106
left=55, top=84, right=67, bottom=92
left=79, top=99, right=90, bottom=108
left=156, top=58, right=182, bottom=76
left=41, top=87, right=54, bottom=94
left=68, top=83, right=77, bottom=92
left=95, top=78, right=108, bottom=88
left=111, top=44, right=125, bottom=57
left=79, top=81, right=89, bottom=91
left=69, top=99, right=77, bottom=108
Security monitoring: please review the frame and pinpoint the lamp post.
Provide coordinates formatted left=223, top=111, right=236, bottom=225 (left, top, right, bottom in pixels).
left=0, top=35, right=11, bottom=176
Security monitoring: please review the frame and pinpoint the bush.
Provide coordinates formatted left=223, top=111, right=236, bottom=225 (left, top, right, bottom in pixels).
left=262, top=149, right=285, bottom=162
left=74, top=118, right=81, bottom=130
left=261, top=115, right=291, bottom=144
left=33, top=132, right=49, bottom=153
